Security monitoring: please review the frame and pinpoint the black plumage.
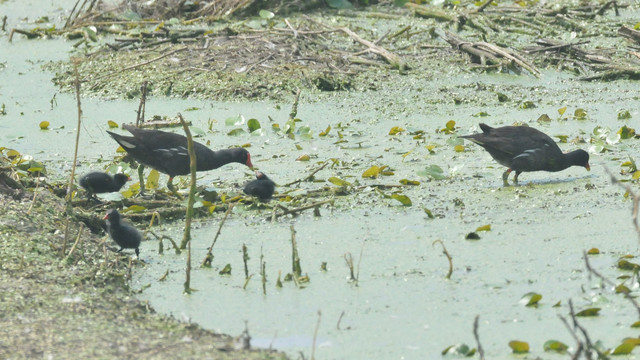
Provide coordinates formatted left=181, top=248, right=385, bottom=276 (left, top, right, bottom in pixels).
left=106, top=124, right=253, bottom=194
left=243, top=171, right=275, bottom=201
left=460, top=123, right=590, bottom=185
left=79, top=172, right=130, bottom=200
left=104, top=209, right=141, bottom=257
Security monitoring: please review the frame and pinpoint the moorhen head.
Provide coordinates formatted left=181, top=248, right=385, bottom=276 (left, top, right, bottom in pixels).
left=79, top=172, right=130, bottom=200
left=106, top=124, right=253, bottom=195
left=103, top=209, right=141, bottom=257
left=243, top=171, right=276, bottom=201
left=460, top=123, right=590, bottom=185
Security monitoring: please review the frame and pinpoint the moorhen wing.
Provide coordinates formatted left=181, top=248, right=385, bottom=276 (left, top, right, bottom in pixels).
left=107, top=124, right=253, bottom=196
left=460, top=123, right=590, bottom=185
left=79, top=172, right=130, bottom=200
left=104, top=209, right=141, bottom=257
left=243, top=171, right=276, bottom=201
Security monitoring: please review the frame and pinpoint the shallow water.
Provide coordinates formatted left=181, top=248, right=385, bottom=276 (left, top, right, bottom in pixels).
left=3, top=2, right=640, bottom=359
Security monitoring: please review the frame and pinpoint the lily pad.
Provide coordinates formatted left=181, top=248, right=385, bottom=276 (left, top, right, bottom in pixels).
left=508, top=340, right=530, bottom=353
left=39, top=121, right=50, bottom=130
left=520, top=292, right=542, bottom=307
left=391, top=194, right=412, bottom=206
left=417, top=165, right=447, bottom=180
left=328, top=177, right=351, bottom=186
left=543, top=340, right=568, bottom=353
left=575, top=307, right=600, bottom=317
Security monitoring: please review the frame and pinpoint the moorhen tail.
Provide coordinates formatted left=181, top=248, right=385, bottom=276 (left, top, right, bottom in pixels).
left=104, top=209, right=141, bottom=257
left=243, top=171, right=276, bottom=201
left=79, top=172, right=130, bottom=200
left=106, top=124, right=253, bottom=195
left=460, top=123, right=590, bottom=185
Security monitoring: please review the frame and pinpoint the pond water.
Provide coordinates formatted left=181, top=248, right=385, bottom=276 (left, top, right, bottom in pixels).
left=3, top=2, right=640, bottom=359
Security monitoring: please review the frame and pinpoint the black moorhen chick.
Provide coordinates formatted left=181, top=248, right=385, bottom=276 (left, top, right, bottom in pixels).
left=107, top=124, right=253, bottom=196
left=460, top=123, right=590, bottom=185
left=79, top=172, right=130, bottom=200
left=243, top=171, right=276, bottom=201
left=104, top=209, right=141, bottom=257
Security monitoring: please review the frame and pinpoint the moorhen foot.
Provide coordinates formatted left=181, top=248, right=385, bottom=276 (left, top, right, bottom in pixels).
left=460, top=123, right=590, bottom=185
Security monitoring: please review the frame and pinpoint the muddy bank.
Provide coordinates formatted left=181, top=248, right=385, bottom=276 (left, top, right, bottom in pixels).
left=0, top=175, right=286, bottom=360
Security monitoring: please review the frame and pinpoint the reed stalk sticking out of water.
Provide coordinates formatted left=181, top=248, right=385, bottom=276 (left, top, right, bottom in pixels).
left=432, top=239, right=453, bottom=279
left=179, top=113, right=197, bottom=294
left=201, top=203, right=235, bottom=268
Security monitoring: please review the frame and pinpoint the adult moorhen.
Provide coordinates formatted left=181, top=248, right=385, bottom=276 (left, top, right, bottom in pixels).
left=104, top=209, right=141, bottom=257
left=107, top=124, right=253, bottom=196
left=243, top=171, right=276, bottom=201
left=460, top=123, right=590, bottom=185
left=79, top=172, right=130, bottom=200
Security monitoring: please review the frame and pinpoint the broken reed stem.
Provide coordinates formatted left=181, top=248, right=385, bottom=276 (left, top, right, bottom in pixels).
left=288, top=88, right=301, bottom=122
left=64, top=223, right=85, bottom=261
left=344, top=252, right=355, bottom=282
left=136, top=81, right=147, bottom=127
left=311, top=310, right=321, bottom=360
left=432, top=240, right=453, bottom=279
left=184, top=232, right=192, bottom=294
left=65, top=58, right=83, bottom=208
left=473, top=315, right=485, bottom=360
left=260, top=247, right=266, bottom=295
left=290, top=225, right=302, bottom=278
left=179, top=113, right=197, bottom=250
left=336, top=311, right=345, bottom=330
left=242, top=243, right=249, bottom=280
left=604, top=166, right=640, bottom=242
left=567, top=299, right=606, bottom=359
left=201, top=203, right=235, bottom=267
left=583, top=251, right=640, bottom=318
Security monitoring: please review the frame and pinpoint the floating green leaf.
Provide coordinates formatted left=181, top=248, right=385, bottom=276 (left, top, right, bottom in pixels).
left=454, top=145, right=465, bottom=152
left=631, top=321, right=640, bottom=328
left=247, top=118, right=261, bottom=132
left=417, top=165, right=446, bottom=180
left=497, top=92, right=509, bottom=102
left=618, top=259, right=640, bottom=271
left=618, top=109, right=632, bottom=120
left=537, top=114, right=552, bottom=123
left=439, top=120, right=457, bottom=134
left=399, top=179, right=420, bottom=185
left=618, top=125, right=636, bottom=140
left=587, top=248, right=600, bottom=255
left=388, top=126, right=405, bottom=135
left=476, top=224, right=491, bottom=232
left=146, top=169, right=159, bottom=190
left=391, top=194, right=412, bottom=206
left=259, top=9, right=274, bottom=19
left=227, top=128, right=247, bottom=136
left=296, top=154, right=310, bottom=161
left=225, top=114, right=244, bottom=126
left=39, top=121, right=50, bottom=130
left=615, top=284, right=630, bottom=294
left=219, top=264, right=232, bottom=275
left=124, top=204, right=147, bottom=213
left=543, top=340, right=568, bottom=353
left=520, top=292, right=542, bottom=307
left=441, top=343, right=475, bottom=356
left=557, top=106, right=567, bottom=116
left=107, top=120, right=118, bottom=128
left=575, top=307, right=600, bottom=317
left=362, top=165, right=386, bottom=179
left=328, top=177, right=351, bottom=186
left=319, top=125, right=331, bottom=137
left=508, top=340, right=530, bottom=353
left=574, top=108, right=588, bottom=120
left=612, top=342, right=635, bottom=355
left=423, top=207, right=434, bottom=219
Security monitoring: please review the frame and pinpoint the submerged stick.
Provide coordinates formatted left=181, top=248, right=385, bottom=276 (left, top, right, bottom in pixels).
left=473, top=315, right=485, bottom=360
left=432, top=240, right=453, bottom=279
left=201, top=203, right=235, bottom=267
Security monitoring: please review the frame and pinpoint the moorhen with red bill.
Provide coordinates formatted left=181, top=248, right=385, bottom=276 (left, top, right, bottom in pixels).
left=79, top=172, right=130, bottom=200
left=243, top=171, right=276, bottom=201
left=107, top=124, right=253, bottom=195
left=104, top=209, right=141, bottom=257
left=460, top=123, right=590, bottom=185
